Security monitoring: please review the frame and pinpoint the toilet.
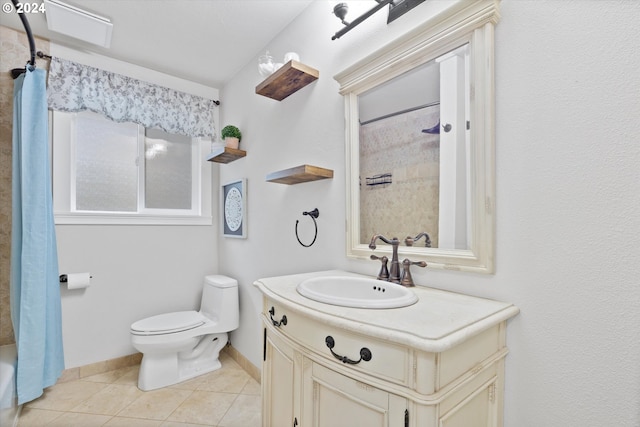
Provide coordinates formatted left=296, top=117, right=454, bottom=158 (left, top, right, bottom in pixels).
left=130, top=275, right=239, bottom=391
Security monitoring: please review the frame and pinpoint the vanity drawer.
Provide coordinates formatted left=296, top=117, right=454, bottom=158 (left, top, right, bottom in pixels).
left=264, top=300, right=411, bottom=387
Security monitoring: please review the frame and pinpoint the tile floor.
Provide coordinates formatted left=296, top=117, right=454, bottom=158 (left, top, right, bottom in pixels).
left=17, top=353, right=261, bottom=427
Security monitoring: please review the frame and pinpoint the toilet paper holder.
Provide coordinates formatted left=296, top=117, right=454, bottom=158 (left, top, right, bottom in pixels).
left=59, top=274, right=92, bottom=283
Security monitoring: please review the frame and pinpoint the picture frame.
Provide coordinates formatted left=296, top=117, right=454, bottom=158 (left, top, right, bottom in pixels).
left=221, top=179, right=246, bottom=238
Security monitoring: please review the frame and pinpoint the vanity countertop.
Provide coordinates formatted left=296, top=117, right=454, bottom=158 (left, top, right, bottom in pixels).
left=254, top=270, right=519, bottom=353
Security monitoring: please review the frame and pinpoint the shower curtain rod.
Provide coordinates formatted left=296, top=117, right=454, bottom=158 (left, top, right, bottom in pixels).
left=359, top=101, right=440, bottom=126
left=10, top=0, right=39, bottom=79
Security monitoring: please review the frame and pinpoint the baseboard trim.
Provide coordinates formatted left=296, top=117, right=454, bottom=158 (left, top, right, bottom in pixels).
left=224, top=343, right=261, bottom=383
left=58, top=352, right=143, bottom=383
left=57, top=344, right=260, bottom=384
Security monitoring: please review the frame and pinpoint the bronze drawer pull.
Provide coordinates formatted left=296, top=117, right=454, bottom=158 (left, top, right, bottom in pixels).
left=325, top=336, right=372, bottom=364
left=269, top=307, right=287, bottom=327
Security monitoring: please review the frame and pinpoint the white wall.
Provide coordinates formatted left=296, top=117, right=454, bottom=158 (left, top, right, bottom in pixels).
left=56, top=225, right=218, bottom=367
left=220, top=1, right=640, bottom=426
left=53, top=45, right=221, bottom=368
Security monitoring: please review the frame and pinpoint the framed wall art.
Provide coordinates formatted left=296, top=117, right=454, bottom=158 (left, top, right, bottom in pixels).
left=221, top=179, right=246, bottom=238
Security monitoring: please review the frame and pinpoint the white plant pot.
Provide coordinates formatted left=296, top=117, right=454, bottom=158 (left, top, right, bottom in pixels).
left=225, top=137, right=239, bottom=149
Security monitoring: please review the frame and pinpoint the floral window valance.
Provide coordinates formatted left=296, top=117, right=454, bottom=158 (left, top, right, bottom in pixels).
left=47, top=57, right=217, bottom=138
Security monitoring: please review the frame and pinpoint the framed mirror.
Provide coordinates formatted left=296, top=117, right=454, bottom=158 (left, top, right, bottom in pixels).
left=335, top=1, right=499, bottom=273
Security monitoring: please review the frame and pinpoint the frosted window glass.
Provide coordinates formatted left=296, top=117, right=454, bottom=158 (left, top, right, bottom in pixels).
left=144, top=128, right=192, bottom=210
left=75, top=114, right=138, bottom=212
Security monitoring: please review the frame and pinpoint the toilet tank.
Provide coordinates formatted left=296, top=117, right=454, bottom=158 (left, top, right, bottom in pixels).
left=200, top=275, right=239, bottom=331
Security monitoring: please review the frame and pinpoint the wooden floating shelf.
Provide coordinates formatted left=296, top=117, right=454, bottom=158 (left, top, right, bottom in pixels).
left=266, top=164, right=334, bottom=185
left=206, top=146, right=246, bottom=164
left=256, top=60, right=319, bottom=101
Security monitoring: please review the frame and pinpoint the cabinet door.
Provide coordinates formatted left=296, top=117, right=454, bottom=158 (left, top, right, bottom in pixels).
left=263, top=326, right=298, bottom=427
left=303, top=362, right=407, bottom=427
left=439, top=381, right=498, bottom=427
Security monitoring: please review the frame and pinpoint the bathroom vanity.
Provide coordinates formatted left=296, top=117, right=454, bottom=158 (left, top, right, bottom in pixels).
left=254, top=270, right=518, bottom=427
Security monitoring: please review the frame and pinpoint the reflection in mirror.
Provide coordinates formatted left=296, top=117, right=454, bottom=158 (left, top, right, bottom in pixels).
left=335, top=0, right=499, bottom=273
left=358, top=44, right=470, bottom=250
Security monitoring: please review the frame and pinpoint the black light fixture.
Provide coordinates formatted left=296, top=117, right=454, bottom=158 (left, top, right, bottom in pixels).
left=333, top=3, right=350, bottom=25
left=332, top=0, right=426, bottom=40
left=387, top=0, right=426, bottom=24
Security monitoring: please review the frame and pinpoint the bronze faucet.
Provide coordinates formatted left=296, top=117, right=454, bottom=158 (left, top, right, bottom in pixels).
left=370, top=233, right=428, bottom=286
left=369, top=254, right=389, bottom=281
left=369, top=235, right=401, bottom=283
left=399, top=259, right=427, bottom=287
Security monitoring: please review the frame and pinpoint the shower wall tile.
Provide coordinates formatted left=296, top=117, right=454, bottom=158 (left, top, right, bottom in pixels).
left=0, top=25, right=50, bottom=346
left=359, top=106, right=440, bottom=247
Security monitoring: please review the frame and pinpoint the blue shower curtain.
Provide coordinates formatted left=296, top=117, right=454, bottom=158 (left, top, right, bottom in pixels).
left=11, top=66, right=64, bottom=405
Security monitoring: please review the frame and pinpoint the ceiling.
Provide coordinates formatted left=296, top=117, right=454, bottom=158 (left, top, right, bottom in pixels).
left=0, top=0, right=314, bottom=88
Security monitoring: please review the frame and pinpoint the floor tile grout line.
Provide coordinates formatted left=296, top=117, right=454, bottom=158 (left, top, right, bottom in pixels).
left=159, top=387, right=198, bottom=423
left=216, top=391, right=242, bottom=427
left=19, top=360, right=261, bottom=426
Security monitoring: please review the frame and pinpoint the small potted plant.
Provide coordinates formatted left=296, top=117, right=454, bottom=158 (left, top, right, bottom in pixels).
left=221, top=125, right=242, bottom=149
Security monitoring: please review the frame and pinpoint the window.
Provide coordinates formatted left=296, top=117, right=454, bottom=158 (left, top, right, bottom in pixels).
left=52, top=111, right=212, bottom=225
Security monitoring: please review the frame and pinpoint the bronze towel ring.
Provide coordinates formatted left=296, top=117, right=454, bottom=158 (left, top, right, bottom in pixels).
left=295, top=208, right=319, bottom=247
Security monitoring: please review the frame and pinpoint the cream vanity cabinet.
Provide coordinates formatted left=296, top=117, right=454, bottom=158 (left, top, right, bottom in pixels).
left=255, top=271, right=519, bottom=427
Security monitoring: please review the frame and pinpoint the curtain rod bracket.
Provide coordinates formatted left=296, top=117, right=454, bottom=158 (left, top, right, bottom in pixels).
left=37, top=51, right=52, bottom=60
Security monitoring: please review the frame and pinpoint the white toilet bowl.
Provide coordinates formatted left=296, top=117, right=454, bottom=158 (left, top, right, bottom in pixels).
left=130, top=275, right=239, bottom=391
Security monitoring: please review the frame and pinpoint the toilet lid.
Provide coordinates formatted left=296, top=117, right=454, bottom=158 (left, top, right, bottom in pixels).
left=131, top=311, right=205, bottom=335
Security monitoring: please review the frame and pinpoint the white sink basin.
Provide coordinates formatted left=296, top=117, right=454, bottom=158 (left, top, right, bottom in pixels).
left=296, top=276, right=418, bottom=309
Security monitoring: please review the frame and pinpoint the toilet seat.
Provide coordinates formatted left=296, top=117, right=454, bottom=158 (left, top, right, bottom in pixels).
left=131, top=311, right=205, bottom=336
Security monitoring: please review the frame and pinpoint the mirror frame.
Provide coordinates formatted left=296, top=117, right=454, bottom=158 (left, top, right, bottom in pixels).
left=335, top=0, right=500, bottom=274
